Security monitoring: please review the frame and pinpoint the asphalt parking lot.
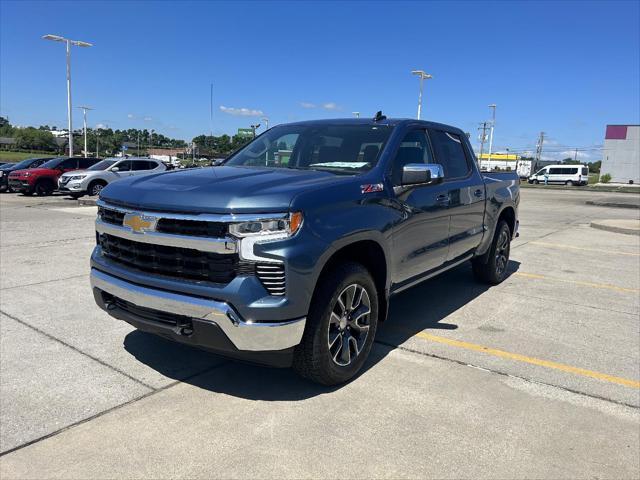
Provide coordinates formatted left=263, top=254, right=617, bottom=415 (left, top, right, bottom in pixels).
left=1, top=188, right=639, bottom=479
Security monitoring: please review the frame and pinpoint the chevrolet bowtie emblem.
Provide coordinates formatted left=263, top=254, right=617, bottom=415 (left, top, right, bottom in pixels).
left=122, top=213, right=157, bottom=233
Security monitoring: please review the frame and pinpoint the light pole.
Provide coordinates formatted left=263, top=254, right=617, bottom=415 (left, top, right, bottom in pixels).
left=352, top=112, right=360, bottom=118
left=95, top=128, right=100, bottom=158
left=261, top=117, right=269, bottom=130
left=250, top=124, right=261, bottom=138
left=77, top=106, right=93, bottom=157
left=42, top=34, right=93, bottom=157
left=487, top=104, right=497, bottom=163
left=411, top=70, right=433, bottom=120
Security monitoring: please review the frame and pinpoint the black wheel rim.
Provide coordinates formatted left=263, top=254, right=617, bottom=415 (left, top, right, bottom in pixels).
left=495, top=230, right=510, bottom=277
left=328, top=283, right=371, bottom=367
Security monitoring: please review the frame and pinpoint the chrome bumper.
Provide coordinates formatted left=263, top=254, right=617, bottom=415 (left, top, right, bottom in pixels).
left=90, top=269, right=305, bottom=352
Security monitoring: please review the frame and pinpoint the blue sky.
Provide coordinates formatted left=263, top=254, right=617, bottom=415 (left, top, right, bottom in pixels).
left=1, top=0, right=639, bottom=161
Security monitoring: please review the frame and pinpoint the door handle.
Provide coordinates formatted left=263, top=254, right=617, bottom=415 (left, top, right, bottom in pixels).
left=436, top=194, right=449, bottom=203
left=474, top=189, right=484, bottom=197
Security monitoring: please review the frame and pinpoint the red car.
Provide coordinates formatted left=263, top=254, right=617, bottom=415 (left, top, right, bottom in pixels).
left=8, top=156, right=101, bottom=196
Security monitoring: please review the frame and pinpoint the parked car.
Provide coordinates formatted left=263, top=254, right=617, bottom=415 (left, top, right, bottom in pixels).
left=90, top=117, right=519, bottom=385
left=58, top=157, right=167, bottom=198
left=8, top=157, right=101, bottom=195
left=0, top=157, right=52, bottom=192
left=528, top=164, right=589, bottom=186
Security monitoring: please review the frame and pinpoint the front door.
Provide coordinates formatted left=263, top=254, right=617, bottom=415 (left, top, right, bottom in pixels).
left=390, top=129, right=451, bottom=287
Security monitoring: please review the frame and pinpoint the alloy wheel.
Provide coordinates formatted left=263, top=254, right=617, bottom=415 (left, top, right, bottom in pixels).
left=91, top=184, right=104, bottom=196
left=328, top=283, right=371, bottom=367
left=495, top=230, right=510, bottom=277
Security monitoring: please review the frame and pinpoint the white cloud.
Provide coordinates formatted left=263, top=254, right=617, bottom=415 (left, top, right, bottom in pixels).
left=219, top=105, right=264, bottom=117
left=300, top=102, right=317, bottom=109
left=322, top=102, right=340, bottom=111
left=127, top=113, right=135, bottom=119
left=143, top=116, right=153, bottom=122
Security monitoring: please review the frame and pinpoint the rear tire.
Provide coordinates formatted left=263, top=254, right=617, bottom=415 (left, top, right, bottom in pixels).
left=534, top=180, right=539, bottom=185
left=293, top=262, right=379, bottom=385
left=566, top=181, right=574, bottom=186
left=472, top=220, right=512, bottom=285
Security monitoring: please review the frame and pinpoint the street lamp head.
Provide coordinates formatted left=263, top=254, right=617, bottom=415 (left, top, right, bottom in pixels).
left=412, top=70, right=432, bottom=79
left=72, top=40, right=93, bottom=48
left=411, top=69, right=425, bottom=76
left=42, top=34, right=65, bottom=42
left=488, top=104, right=497, bottom=108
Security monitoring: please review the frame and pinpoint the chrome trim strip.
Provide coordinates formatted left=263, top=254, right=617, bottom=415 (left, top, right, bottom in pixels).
left=97, top=199, right=288, bottom=223
left=96, top=219, right=237, bottom=254
left=91, top=269, right=305, bottom=351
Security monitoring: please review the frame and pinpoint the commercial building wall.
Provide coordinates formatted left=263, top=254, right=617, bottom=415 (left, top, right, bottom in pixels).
left=601, top=125, right=640, bottom=184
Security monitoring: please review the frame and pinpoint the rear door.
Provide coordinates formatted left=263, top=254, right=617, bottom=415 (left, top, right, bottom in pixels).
left=130, top=160, right=158, bottom=176
left=428, top=129, right=486, bottom=261
left=390, top=129, right=451, bottom=285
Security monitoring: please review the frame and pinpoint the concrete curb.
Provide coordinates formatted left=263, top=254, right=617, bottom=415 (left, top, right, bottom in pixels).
left=586, top=200, right=640, bottom=209
left=590, top=220, right=640, bottom=236
left=78, top=198, right=98, bottom=207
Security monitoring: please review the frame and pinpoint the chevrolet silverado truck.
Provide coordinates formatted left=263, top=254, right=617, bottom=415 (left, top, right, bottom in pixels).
left=90, top=117, right=519, bottom=385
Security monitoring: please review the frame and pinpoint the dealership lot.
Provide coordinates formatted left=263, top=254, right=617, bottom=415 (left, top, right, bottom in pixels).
left=1, top=189, right=639, bottom=478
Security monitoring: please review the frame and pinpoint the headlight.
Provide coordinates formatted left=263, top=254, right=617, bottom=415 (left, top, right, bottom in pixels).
left=69, top=175, right=87, bottom=181
left=23, top=172, right=31, bottom=177
left=229, top=212, right=303, bottom=239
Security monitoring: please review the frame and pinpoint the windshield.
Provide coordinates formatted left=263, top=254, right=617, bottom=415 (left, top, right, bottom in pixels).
left=226, top=124, right=393, bottom=174
left=39, top=157, right=66, bottom=169
left=88, top=159, right=117, bottom=171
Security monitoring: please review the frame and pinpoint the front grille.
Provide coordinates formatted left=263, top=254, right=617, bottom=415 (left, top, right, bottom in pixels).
left=99, top=207, right=125, bottom=226
left=256, top=263, right=286, bottom=296
left=98, top=206, right=227, bottom=239
left=98, top=233, right=253, bottom=283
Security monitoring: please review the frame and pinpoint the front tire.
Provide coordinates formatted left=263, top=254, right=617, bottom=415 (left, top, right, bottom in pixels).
left=293, top=262, right=379, bottom=385
left=35, top=180, right=53, bottom=196
left=88, top=180, right=106, bottom=196
left=472, top=220, right=512, bottom=285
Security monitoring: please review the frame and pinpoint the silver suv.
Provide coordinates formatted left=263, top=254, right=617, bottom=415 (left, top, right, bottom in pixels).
left=58, top=157, right=166, bottom=197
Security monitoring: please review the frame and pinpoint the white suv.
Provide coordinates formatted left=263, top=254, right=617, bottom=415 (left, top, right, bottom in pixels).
left=58, top=157, right=166, bottom=197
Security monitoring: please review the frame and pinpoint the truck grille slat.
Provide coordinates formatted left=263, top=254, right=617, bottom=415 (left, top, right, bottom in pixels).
left=256, top=264, right=286, bottom=296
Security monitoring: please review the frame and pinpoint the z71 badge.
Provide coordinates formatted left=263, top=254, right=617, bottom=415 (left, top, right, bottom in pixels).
left=360, top=183, right=384, bottom=194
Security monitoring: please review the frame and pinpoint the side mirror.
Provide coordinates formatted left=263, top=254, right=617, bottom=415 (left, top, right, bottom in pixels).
left=401, top=163, right=444, bottom=186
left=111, top=167, right=120, bottom=172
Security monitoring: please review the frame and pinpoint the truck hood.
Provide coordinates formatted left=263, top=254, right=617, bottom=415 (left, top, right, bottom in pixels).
left=9, top=168, right=58, bottom=178
left=99, top=166, right=355, bottom=213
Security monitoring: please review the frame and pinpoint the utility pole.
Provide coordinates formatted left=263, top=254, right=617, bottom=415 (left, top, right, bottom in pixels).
left=487, top=104, right=496, bottom=163
left=77, top=106, right=93, bottom=157
left=96, top=128, right=100, bottom=158
left=250, top=124, right=260, bottom=138
left=478, top=121, right=489, bottom=167
left=534, top=131, right=545, bottom=170
left=574, top=148, right=578, bottom=162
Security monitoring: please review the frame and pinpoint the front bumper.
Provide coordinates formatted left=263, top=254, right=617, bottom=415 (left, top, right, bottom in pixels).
left=91, top=269, right=306, bottom=361
left=58, top=178, right=86, bottom=193
left=8, top=179, right=30, bottom=191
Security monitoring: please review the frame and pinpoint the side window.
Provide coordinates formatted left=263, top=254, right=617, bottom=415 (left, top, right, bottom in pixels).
left=115, top=161, right=132, bottom=171
left=428, top=130, right=470, bottom=179
left=78, top=158, right=96, bottom=169
left=131, top=161, right=152, bottom=171
left=61, top=158, right=79, bottom=169
left=581, top=167, right=588, bottom=175
left=549, top=168, right=561, bottom=175
left=391, top=130, right=433, bottom=185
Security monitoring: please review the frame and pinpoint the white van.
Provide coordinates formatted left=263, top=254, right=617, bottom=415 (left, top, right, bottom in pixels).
left=528, top=165, right=589, bottom=186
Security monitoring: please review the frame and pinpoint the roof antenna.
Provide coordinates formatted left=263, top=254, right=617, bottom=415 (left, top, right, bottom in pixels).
left=373, top=110, right=386, bottom=122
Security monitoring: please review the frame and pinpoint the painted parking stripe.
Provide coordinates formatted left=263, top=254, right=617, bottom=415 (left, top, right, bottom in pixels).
left=530, top=241, right=640, bottom=257
left=514, top=272, right=639, bottom=293
left=415, top=332, right=640, bottom=389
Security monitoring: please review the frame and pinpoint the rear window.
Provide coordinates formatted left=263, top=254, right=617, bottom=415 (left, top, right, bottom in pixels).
left=581, top=167, right=588, bottom=175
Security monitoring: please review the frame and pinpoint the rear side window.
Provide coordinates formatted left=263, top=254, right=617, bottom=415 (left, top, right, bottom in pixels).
left=581, top=167, right=588, bottom=175
left=60, top=158, right=79, bottom=169
left=131, top=161, right=156, bottom=171
left=428, top=130, right=470, bottom=179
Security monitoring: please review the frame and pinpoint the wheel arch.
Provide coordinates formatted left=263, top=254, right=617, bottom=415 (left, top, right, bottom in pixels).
left=313, top=237, right=390, bottom=322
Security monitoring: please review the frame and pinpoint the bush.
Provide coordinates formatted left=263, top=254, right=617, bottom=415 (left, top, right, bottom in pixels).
left=600, top=173, right=612, bottom=183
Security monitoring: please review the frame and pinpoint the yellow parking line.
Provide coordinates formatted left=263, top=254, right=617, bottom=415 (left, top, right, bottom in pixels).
left=530, top=241, right=640, bottom=256
left=514, top=272, right=639, bottom=293
left=415, top=332, right=640, bottom=389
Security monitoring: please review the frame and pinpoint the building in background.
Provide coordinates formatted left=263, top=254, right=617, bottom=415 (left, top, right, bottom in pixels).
left=600, top=125, right=640, bottom=184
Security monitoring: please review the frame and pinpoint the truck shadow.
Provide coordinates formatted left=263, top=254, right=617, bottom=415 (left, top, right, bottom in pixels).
left=123, top=260, right=520, bottom=400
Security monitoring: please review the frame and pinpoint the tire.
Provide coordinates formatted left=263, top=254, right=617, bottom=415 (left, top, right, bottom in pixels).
left=69, top=193, right=84, bottom=199
left=293, top=262, right=379, bottom=385
left=35, top=180, right=53, bottom=196
left=534, top=180, right=539, bottom=185
left=472, top=220, right=512, bottom=285
left=88, top=180, right=106, bottom=196
left=566, top=181, right=574, bottom=186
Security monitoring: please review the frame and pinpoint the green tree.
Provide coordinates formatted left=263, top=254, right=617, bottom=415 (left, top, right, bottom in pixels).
left=14, top=128, right=57, bottom=151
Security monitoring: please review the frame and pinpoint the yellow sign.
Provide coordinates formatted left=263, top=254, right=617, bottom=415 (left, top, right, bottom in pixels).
left=478, top=153, right=518, bottom=161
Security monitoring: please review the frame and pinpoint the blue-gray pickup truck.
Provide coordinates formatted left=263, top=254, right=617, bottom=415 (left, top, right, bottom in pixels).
left=90, top=116, right=519, bottom=385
